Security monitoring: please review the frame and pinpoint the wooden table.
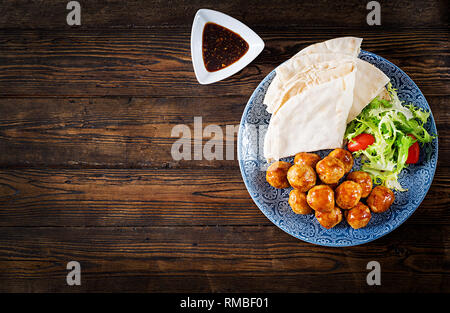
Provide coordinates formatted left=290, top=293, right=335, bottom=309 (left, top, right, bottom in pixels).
left=0, top=0, right=448, bottom=293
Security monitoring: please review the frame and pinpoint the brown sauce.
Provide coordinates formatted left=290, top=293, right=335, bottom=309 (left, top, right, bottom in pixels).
left=202, top=22, right=249, bottom=72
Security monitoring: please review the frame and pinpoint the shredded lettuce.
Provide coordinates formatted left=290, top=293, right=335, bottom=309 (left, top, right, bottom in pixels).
left=345, top=82, right=434, bottom=191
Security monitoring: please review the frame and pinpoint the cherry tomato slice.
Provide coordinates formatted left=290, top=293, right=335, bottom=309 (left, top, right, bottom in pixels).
left=347, top=133, right=375, bottom=152
left=406, top=134, right=420, bottom=164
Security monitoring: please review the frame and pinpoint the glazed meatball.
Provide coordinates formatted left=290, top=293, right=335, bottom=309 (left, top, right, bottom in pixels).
left=294, top=152, right=321, bottom=168
left=316, top=156, right=345, bottom=184
left=287, top=164, right=316, bottom=192
left=367, top=185, right=395, bottom=213
left=315, top=206, right=343, bottom=229
left=347, top=171, right=373, bottom=198
left=328, top=148, right=354, bottom=173
left=289, top=189, right=313, bottom=215
left=266, top=161, right=292, bottom=189
left=306, top=185, right=334, bottom=213
left=345, top=202, right=371, bottom=229
left=335, top=181, right=362, bottom=210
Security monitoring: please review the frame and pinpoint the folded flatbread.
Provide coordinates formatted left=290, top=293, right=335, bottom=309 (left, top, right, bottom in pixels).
left=295, top=36, right=362, bottom=58
left=263, top=37, right=391, bottom=161
left=266, top=54, right=350, bottom=114
left=264, top=37, right=362, bottom=112
left=264, top=37, right=389, bottom=122
left=274, top=61, right=355, bottom=114
left=265, top=53, right=389, bottom=122
left=264, top=68, right=356, bottom=161
left=346, top=58, right=390, bottom=122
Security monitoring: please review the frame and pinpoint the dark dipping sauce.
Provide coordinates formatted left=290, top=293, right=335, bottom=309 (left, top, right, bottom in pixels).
left=202, top=22, right=249, bottom=72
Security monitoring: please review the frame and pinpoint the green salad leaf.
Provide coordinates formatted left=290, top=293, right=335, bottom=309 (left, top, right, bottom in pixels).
left=344, top=82, right=434, bottom=191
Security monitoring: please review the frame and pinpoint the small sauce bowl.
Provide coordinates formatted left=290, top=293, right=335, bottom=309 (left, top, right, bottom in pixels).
left=191, top=9, right=265, bottom=85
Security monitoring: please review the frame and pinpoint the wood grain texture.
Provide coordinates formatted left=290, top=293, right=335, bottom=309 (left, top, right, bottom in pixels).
left=0, top=168, right=448, bottom=227
left=0, top=168, right=262, bottom=226
left=0, top=96, right=243, bottom=168
left=0, top=96, right=446, bottom=168
left=0, top=224, right=448, bottom=292
left=0, top=0, right=447, bottom=29
left=0, top=0, right=448, bottom=293
left=0, top=28, right=448, bottom=97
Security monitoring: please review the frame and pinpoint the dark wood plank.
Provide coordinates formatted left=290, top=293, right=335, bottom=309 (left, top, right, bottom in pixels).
left=0, top=224, right=448, bottom=292
left=0, top=168, right=448, bottom=227
left=0, top=28, right=448, bottom=97
left=0, top=0, right=447, bottom=29
left=0, top=96, right=446, bottom=168
left=0, top=168, right=263, bottom=226
left=0, top=96, right=244, bottom=168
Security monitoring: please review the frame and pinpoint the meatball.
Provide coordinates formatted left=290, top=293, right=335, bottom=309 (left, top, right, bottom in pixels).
left=315, top=206, right=343, bottom=229
left=335, top=181, right=362, bottom=209
left=328, top=148, right=354, bottom=173
left=347, top=171, right=373, bottom=198
left=294, top=152, right=321, bottom=168
left=266, top=161, right=292, bottom=189
left=289, top=189, right=313, bottom=215
left=316, top=156, right=345, bottom=184
left=287, top=164, right=316, bottom=192
left=306, top=185, right=334, bottom=213
left=345, top=202, right=371, bottom=229
left=367, top=185, right=395, bottom=213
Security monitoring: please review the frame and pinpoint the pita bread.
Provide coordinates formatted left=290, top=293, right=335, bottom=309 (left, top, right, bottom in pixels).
left=346, top=59, right=390, bottom=122
left=295, top=37, right=362, bottom=58
left=266, top=53, right=389, bottom=121
left=264, top=37, right=362, bottom=111
left=266, top=54, right=349, bottom=114
left=277, top=53, right=345, bottom=84
left=264, top=68, right=356, bottom=161
left=265, top=55, right=342, bottom=113
left=274, top=61, right=355, bottom=114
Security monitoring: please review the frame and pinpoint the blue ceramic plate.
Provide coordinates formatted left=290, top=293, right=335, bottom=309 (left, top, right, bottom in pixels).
left=237, top=50, right=438, bottom=247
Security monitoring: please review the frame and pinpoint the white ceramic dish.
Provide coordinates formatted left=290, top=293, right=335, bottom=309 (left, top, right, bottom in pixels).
left=191, top=9, right=265, bottom=85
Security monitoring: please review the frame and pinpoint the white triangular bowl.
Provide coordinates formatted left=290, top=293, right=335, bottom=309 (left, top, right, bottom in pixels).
left=191, top=9, right=265, bottom=85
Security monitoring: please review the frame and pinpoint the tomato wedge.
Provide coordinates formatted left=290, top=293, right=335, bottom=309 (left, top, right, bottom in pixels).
left=347, top=133, right=375, bottom=152
left=406, top=134, right=420, bottom=164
